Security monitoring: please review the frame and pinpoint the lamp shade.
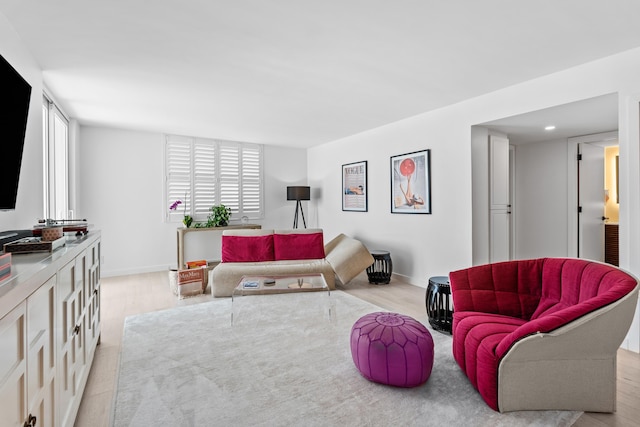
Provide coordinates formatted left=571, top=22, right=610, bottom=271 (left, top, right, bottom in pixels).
left=287, top=186, right=311, bottom=201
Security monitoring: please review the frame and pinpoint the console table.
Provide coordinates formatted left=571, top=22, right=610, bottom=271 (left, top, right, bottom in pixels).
left=176, top=224, right=261, bottom=268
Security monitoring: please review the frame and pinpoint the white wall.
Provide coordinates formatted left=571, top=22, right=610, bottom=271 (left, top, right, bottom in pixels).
left=310, top=48, right=640, bottom=284
left=308, top=109, right=473, bottom=287
left=308, top=47, right=640, bottom=351
left=78, top=126, right=307, bottom=276
left=0, top=14, right=44, bottom=230
left=513, top=139, right=569, bottom=258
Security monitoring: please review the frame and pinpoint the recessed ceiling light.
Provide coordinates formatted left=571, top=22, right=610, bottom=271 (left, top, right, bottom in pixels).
left=545, top=125, right=556, bottom=131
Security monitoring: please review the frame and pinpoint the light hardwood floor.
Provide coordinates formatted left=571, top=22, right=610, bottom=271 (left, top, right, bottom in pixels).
left=75, top=271, right=640, bottom=426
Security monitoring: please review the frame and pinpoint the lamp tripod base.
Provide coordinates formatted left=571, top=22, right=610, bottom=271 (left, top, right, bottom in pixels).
left=293, top=200, right=307, bottom=229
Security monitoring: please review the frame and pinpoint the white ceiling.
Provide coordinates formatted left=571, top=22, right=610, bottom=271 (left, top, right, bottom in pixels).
left=482, top=93, right=619, bottom=145
left=1, top=1, right=640, bottom=148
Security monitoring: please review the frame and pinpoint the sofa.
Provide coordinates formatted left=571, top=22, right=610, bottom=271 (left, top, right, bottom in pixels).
left=449, top=257, right=638, bottom=413
left=209, top=228, right=374, bottom=297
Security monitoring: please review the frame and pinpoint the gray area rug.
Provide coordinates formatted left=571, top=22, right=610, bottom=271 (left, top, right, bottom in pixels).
left=112, top=291, right=582, bottom=426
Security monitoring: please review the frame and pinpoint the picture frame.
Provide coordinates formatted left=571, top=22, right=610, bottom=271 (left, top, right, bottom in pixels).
left=390, top=149, right=431, bottom=214
left=342, top=160, right=368, bottom=212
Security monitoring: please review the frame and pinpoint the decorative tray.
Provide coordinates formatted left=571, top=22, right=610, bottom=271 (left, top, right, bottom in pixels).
left=3, top=236, right=66, bottom=254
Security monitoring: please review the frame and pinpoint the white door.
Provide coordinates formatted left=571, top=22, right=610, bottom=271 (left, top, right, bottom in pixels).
left=490, top=209, right=511, bottom=262
left=489, top=135, right=511, bottom=262
left=490, top=135, right=510, bottom=209
left=578, top=142, right=605, bottom=261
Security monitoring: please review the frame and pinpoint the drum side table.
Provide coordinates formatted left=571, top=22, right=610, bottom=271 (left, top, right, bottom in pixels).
left=425, top=276, right=453, bottom=333
left=366, top=250, right=392, bottom=284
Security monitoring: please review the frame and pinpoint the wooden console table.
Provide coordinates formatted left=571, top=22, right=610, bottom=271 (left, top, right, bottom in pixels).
left=176, top=224, right=261, bottom=268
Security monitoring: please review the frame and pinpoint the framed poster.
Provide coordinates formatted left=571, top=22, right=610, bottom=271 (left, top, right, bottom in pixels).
left=342, top=161, right=368, bottom=212
left=390, top=149, right=431, bottom=214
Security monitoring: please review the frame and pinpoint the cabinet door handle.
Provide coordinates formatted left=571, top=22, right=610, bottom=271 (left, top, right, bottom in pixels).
left=23, top=414, right=36, bottom=427
left=73, top=325, right=80, bottom=335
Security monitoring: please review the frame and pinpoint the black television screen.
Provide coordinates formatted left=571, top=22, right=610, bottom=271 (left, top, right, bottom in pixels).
left=0, top=53, right=32, bottom=210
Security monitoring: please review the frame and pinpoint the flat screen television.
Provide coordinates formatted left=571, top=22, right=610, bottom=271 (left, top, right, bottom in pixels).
left=0, top=53, right=32, bottom=211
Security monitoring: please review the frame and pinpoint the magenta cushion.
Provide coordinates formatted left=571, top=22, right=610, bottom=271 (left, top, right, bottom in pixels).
left=449, top=258, right=544, bottom=320
left=350, top=312, right=434, bottom=387
left=273, top=232, right=325, bottom=260
left=451, top=311, right=526, bottom=410
left=221, top=235, right=274, bottom=262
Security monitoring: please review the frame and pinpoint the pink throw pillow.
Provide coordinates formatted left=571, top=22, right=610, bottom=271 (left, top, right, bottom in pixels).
left=274, top=232, right=325, bottom=260
left=221, top=235, right=274, bottom=262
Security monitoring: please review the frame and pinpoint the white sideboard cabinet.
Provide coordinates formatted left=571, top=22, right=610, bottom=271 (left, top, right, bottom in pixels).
left=0, top=232, right=101, bottom=427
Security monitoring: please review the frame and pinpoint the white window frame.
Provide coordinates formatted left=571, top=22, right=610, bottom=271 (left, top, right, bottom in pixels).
left=42, top=93, right=69, bottom=220
left=164, top=134, right=264, bottom=223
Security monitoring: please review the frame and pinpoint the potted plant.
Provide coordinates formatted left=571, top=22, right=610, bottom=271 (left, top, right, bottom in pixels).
left=207, top=204, right=231, bottom=227
left=170, top=199, right=193, bottom=228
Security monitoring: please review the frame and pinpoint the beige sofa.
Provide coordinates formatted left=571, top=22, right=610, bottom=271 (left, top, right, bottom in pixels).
left=209, top=229, right=374, bottom=297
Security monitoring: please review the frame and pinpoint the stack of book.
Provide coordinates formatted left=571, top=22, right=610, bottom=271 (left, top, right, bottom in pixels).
left=0, top=253, right=11, bottom=281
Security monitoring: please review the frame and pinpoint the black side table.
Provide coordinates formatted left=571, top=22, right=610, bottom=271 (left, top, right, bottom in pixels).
left=425, top=276, right=453, bottom=333
left=366, top=250, right=392, bottom=284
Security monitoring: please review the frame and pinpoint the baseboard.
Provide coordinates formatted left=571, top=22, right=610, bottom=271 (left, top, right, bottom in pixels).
left=102, top=264, right=172, bottom=278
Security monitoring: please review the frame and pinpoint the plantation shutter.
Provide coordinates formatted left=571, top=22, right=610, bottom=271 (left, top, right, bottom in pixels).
left=219, top=142, right=240, bottom=214
left=193, top=139, right=216, bottom=217
left=241, top=145, right=262, bottom=217
left=165, top=135, right=263, bottom=222
left=166, top=135, right=191, bottom=222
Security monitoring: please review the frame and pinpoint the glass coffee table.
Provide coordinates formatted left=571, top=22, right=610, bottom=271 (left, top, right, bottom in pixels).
left=231, top=274, right=332, bottom=324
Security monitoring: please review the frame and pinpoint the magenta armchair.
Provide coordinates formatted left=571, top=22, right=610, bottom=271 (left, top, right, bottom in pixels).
left=449, top=258, right=638, bottom=412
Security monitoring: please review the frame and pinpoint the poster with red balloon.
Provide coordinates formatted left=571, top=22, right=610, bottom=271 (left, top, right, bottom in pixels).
left=390, top=149, right=431, bottom=214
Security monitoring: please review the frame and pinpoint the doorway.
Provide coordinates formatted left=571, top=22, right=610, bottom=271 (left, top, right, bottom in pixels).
left=578, top=142, right=605, bottom=261
left=569, top=131, right=619, bottom=262
left=471, top=93, right=619, bottom=263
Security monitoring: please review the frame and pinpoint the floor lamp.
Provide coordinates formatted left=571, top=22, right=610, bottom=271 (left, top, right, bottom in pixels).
left=287, top=186, right=310, bottom=229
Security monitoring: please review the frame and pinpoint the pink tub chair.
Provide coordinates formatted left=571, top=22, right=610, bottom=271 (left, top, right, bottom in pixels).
left=449, top=258, right=638, bottom=412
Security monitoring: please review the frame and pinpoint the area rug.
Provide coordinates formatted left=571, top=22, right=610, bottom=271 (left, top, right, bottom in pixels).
left=111, top=291, right=582, bottom=426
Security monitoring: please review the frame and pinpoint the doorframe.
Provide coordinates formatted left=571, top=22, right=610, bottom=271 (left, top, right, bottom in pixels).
left=619, top=93, right=640, bottom=352
left=509, top=144, right=516, bottom=260
left=566, top=131, right=618, bottom=258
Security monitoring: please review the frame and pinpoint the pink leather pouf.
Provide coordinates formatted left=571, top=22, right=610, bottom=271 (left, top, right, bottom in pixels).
left=350, top=312, right=434, bottom=387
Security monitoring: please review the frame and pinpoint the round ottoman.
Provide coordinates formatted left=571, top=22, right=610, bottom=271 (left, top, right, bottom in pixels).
left=350, top=312, right=434, bottom=387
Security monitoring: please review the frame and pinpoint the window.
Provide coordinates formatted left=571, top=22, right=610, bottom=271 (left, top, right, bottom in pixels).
left=165, top=134, right=264, bottom=222
left=43, top=94, right=69, bottom=220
